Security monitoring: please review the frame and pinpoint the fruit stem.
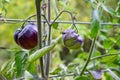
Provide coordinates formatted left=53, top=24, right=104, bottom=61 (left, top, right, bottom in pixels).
left=35, top=0, right=45, bottom=79
left=50, top=10, right=78, bottom=33
left=21, top=14, right=36, bottom=29
left=80, top=36, right=97, bottom=76
left=41, top=14, right=50, bottom=26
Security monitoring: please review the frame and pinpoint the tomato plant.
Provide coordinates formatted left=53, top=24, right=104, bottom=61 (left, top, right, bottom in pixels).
left=0, top=0, right=120, bottom=80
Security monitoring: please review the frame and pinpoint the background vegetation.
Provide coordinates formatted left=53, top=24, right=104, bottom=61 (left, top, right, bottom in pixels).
left=0, top=0, right=120, bottom=80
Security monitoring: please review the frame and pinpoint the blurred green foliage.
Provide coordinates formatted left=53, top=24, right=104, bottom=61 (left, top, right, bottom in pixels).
left=0, top=0, right=120, bottom=80
left=0, top=0, right=36, bottom=65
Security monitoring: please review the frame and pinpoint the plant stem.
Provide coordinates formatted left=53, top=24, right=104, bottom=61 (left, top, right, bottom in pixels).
left=44, top=10, right=77, bottom=77
left=42, top=0, right=48, bottom=78
left=0, top=47, right=7, bottom=49
left=45, top=0, right=51, bottom=78
left=42, top=0, right=47, bottom=46
left=80, top=36, right=97, bottom=76
left=51, top=10, right=72, bottom=26
left=107, top=69, right=120, bottom=80
left=21, top=14, right=36, bottom=28
left=41, top=14, right=50, bottom=26
left=49, top=69, right=109, bottom=78
left=50, top=10, right=78, bottom=32
left=35, top=0, right=45, bottom=78
left=91, top=53, right=120, bottom=61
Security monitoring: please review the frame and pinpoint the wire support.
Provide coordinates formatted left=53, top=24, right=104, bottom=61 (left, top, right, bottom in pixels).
left=0, top=18, right=120, bottom=26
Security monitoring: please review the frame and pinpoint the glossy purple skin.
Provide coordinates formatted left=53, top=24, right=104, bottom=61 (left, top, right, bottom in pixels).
left=14, top=29, right=21, bottom=45
left=62, top=29, right=83, bottom=49
left=76, top=35, right=83, bottom=44
left=14, top=23, right=38, bottom=49
left=63, top=29, right=78, bottom=41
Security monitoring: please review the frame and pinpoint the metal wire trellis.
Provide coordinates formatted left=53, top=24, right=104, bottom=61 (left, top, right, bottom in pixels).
left=0, top=18, right=120, bottom=26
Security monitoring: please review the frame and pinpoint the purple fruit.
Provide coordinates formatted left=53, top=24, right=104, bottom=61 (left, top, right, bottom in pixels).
left=14, top=23, right=38, bottom=49
left=62, top=29, right=83, bottom=49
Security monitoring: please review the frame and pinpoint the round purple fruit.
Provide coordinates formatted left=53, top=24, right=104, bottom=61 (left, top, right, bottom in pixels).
left=62, top=29, right=83, bottom=49
left=14, top=23, right=38, bottom=49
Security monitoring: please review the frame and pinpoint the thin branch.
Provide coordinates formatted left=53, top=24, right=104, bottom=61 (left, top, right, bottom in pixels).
left=80, top=36, right=97, bottom=76
left=12, top=69, right=109, bottom=79
left=0, top=47, right=7, bottom=49
left=49, top=69, right=108, bottom=78
left=107, top=69, right=120, bottom=80
left=51, top=10, right=76, bottom=26
left=41, top=14, right=50, bottom=26
left=60, top=11, right=78, bottom=32
left=50, top=10, right=78, bottom=32
left=91, top=53, right=120, bottom=61
left=45, top=0, right=51, bottom=78
left=49, top=73, right=77, bottom=78
left=42, top=1, right=47, bottom=77
left=21, top=14, right=36, bottom=28
left=50, top=11, right=64, bottom=26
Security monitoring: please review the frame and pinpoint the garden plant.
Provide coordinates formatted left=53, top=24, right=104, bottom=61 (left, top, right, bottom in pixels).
left=0, top=0, right=120, bottom=80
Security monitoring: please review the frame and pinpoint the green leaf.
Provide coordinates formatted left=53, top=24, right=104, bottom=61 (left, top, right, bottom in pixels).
left=67, top=63, right=78, bottom=70
left=74, top=75, right=90, bottom=80
left=50, top=67, right=62, bottom=75
left=67, top=63, right=79, bottom=73
left=102, top=4, right=116, bottom=16
left=2, top=5, right=7, bottom=15
left=5, top=0, right=10, bottom=2
left=1, top=61, right=9, bottom=72
left=90, top=9, right=100, bottom=38
left=113, top=55, right=120, bottom=66
left=53, top=0, right=59, bottom=17
left=52, top=22, right=59, bottom=29
left=28, top=36, right=61, bottom=63
left=104, top=72, right=114, bottom=80
left=87, top=61, right=99, bottom=69
left=28, top=42, right=56, bottom=63
left=24, top=70, right=34, bottom=80
left=50, top=64, right=67, bottom=77
left=1, top=0, right=10, bottom=15
left=0, top=59, right=15, bottom=80
left=15, top=51, right=28, bottom=78
left=103, top=38, right=114, bottom=50
left=96, top=41, right=104, bottom=49
left=115, top=1, right=120, bottom=15
left=116, top=37, right=120, bottom=46
left=27, top=62, right=37, bottom=75
left=2, top=0, right=10, bottom=3
left=86, top=0, right=96, bottom=8
left=101, top=54, right=117, bottom=63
